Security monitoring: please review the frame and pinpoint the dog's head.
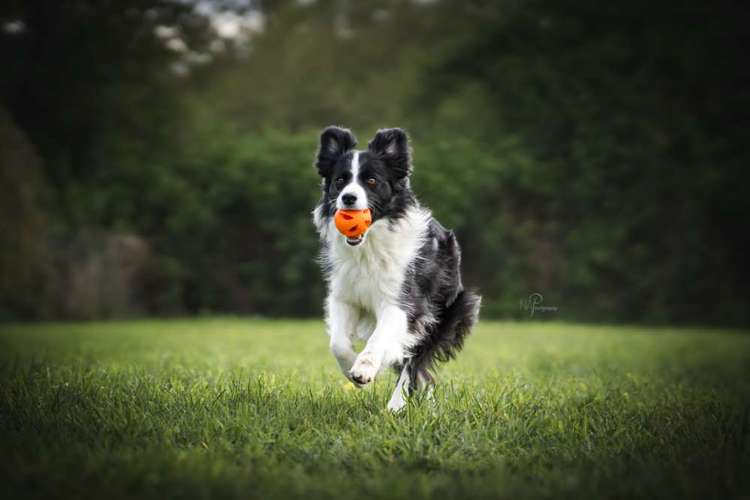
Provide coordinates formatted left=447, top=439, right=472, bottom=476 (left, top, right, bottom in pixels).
left=314, top=126, right=415, bottom=246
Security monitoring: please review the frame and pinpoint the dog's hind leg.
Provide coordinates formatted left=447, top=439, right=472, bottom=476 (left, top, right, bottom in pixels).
left=412, top=367, right=435, bottom=395
left=387, top=362, right=436, bottom=412
left=387, top=363, right=411, bottom=412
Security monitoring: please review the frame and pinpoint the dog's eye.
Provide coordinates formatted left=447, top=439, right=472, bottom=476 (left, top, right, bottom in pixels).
left=366, top=178, right=377, bottom=186
left=335, top=177, right=345, bottom=186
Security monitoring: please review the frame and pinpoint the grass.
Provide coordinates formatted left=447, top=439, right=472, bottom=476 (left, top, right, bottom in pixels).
left=1, top=318, right=749, bottom=500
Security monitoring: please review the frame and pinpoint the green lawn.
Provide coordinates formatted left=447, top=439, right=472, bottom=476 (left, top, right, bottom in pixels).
left=1, top=319, right=749, bottom=500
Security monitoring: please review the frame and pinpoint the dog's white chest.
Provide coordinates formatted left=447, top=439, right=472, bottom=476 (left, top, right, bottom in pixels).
left=324, top=208, right=431, bottom=313
left=330, top=251, right=403, bottom=311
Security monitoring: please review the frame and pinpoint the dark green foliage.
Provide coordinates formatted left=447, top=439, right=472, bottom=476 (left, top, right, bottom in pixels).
left=416, top=0, right=750, bottom=324
left=0, top=0, right=747, bottom=323
left=0, top=109, right=49, bottom=319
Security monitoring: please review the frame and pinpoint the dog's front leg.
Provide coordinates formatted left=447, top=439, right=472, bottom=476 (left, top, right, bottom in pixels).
left=327, top=298, right=359, bottom=380
left=350, top=305, right=409, bottom=386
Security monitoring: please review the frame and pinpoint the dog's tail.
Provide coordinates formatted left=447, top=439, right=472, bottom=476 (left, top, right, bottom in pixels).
left=410, top=288, right=481, bottom=385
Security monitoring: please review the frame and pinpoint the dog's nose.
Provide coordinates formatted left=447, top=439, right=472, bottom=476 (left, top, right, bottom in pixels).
left=341, top=193, right=357, bottom=206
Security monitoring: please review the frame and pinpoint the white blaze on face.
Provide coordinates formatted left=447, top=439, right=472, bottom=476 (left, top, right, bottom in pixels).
left=336, top=150, right=368, bottom=210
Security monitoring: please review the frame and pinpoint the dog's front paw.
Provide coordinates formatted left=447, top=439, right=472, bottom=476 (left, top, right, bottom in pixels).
left=349, top=353, right=380, bottom=385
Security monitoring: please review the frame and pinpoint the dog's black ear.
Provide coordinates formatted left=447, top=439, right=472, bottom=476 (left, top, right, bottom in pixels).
left=368, top=128, right=411, bottom=179
left=316, top=126, right=357, bottom=178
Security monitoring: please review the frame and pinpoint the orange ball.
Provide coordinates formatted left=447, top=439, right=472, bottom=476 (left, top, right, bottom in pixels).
left=335, top=209, right=372, bottom=238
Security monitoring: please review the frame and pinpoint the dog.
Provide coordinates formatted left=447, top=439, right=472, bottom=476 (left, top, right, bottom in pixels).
left=312, top=126, right=481, bottom=411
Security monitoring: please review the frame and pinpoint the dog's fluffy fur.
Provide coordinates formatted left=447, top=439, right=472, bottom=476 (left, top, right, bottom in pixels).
left=312, top=126, right=480, bottom=411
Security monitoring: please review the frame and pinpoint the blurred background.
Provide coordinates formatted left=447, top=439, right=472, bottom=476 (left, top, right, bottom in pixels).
left=1, top=0, right=747, bottom=325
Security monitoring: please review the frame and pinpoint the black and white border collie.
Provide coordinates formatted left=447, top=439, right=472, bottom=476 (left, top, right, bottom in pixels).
left=312, top=126, right=481, bottom=411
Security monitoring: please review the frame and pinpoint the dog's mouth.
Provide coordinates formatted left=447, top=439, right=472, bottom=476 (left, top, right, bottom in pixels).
left=345, top=235, right=365, bottom=247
